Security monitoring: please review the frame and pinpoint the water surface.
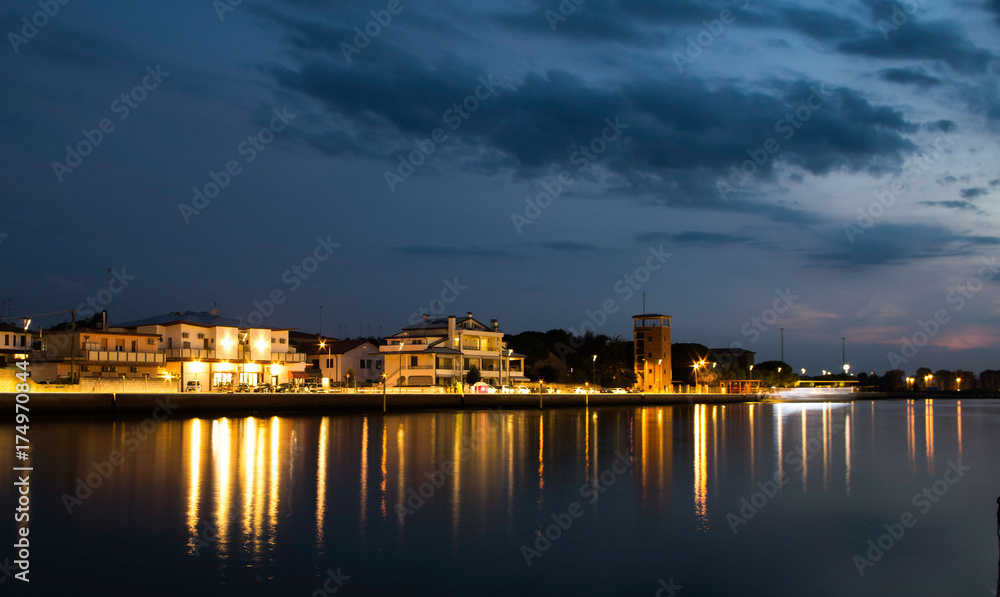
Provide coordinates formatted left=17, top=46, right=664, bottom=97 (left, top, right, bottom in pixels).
left=3, top=400, right=996, bottom=595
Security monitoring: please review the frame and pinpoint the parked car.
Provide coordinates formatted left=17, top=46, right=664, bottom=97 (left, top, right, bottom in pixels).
left=472, top=382, right=497, bottom=394
left=573, top=387, right=587, bottom=394
left=185, top=381, right=202, bottom=392
left=514, top=386, right=531, bottom=394
left=500, top=385, right=514, bottom=393
left=234, top=383, right=251, bottom=393
left=543, top=387, right=559, bottom=393
left=252, top=383, right=273, bottom=393
left=275, top=382, right=294, bottom=393
left=610, top=388, right=627, bottom=394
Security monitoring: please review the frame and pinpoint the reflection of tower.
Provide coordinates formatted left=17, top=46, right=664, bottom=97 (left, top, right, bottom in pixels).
left=633, top=314, right=672, bottom=393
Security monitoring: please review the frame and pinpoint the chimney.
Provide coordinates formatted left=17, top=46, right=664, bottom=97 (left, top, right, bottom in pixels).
left=448, top=315, right=456, bottom=343
left=422, top=313, right=429, bottom=321
left=466, top=311, right=472, bottom=319
left=491, top=319, right=499, bottom=332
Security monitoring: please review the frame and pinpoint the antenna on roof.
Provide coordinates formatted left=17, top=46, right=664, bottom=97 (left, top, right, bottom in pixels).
left=642, top=291, right=646, bottom=314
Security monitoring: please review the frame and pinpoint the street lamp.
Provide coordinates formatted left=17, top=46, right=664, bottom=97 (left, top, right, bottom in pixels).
left=693, top=360, right=705, bottom=393
left=956, top=377, right=961, bottom=391
left=657, top=358, right=662, bottom=393
left=592, top=354, right=597, bottom=388
left=843, top=363, right=850, bottom=375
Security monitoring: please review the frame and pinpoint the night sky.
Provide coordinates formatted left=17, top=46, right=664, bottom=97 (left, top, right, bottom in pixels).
left=3, top=0, right=999, bottom=375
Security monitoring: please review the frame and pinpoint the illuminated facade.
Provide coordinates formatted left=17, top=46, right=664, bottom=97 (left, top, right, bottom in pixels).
left=118, top=310, right=307, bottom=390
left=380, top=312, right=526, bottom=388
left=633, top=314, right=672, bottom=393
left=0, top=322, right=35, bottom=365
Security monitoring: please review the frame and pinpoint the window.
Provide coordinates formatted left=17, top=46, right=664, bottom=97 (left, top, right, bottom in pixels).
left=131, top=340, right=137, bottom=352
left=326, top=358, right=333, bottom=369
left=182, top=332, right=190, bottom=338
left=271, top=338, right=276, bottom=343
left=19, top=335, right=26, bottom=347
left=410, top=356, right=418, bottom=367
left=3, top=335, right=8, bottom=346
left=359, top=360, right=366, bottom=370
left=376, top=361, right=382, bottom=370
left=279, top=338, right=286, bottom=344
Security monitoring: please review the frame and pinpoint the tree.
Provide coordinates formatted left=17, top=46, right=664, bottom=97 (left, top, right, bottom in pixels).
left=671, top=343, right=711, bottom=384
left=464, top=365, right=481, bottom=386
left=915, top=367, right=932, bottom=389
left=881, top=369, right=905, bottom=391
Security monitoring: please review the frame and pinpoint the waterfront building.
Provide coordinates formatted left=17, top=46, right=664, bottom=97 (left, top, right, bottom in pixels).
left=633, top=314, right=672, bottom=392
left=0, top=322, right=35, bottom=366
left=289, top=333, right=384, bottom=387
left=380, top=312, right=526, bottom=388
left=117, top=310, right=307, bottom=390
left=32, top=327, right=165, bottom=382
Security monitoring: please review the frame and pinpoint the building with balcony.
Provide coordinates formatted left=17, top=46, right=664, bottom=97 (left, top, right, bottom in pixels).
left=0, top=322, right=35, bottom=366
left=290, top=333, right=384, bottom=387
left=633, top=314, right=672, bottom=393
left=117, top=310, right=307, bottom=390
left=380, top=312, right=526, bottom=388
left=32, top=327, right=165, bottom=382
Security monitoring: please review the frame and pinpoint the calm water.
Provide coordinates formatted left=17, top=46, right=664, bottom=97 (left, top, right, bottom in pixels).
left=3, top=400, right=998, bottom=596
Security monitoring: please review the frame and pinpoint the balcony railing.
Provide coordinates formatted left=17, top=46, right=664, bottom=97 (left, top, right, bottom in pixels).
left=85, top=351, right=165, bottom=364
left=272, top=352, right=306, bottom=363
left=164, top=348, right=217, bottom=360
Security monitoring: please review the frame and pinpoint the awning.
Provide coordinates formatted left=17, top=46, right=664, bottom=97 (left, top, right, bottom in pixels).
left=291, top=372, right=309, bottom=379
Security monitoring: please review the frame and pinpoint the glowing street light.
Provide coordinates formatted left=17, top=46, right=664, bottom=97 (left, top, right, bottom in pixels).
left=843, top=363, right=850, bottom=375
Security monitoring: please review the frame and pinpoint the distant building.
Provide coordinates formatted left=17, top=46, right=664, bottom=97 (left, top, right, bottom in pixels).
left=0, top=322, right=34, bottom=366
left=633, top=314, right=671, bottom=392
left=290, top=333, right=384, bottom=386
left=709, top=348, right=755, bottom=370
left=380, top=312, right=526, bottom=388
left=117, top=310, right=307, bottom=390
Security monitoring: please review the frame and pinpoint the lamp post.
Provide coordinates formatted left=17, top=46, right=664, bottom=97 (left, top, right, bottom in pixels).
left=657, top=358, right=662, bottom=393
left=592, top=354, right=597, bottom=387
left=956, top=377, right=961, bottom=392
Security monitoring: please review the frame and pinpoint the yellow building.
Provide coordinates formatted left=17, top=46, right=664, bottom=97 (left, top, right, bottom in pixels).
left=633, top=314, right=671, bottom=393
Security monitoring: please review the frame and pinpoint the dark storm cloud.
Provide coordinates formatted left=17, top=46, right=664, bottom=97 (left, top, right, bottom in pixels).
left=396, top=245, right=518, bottom=259
left=919, top=200, right=977, bottom=210
left=878, top=67, right=942, bottom=87
left=960, top=187, right=988, bottom=199
left=637, top=231, right=755, bottom=245
left=810, top=223, right=999, bottom=268
left=538, top=241, right=597, bottom=252
left=261, top=10, right=920, bottom=215
left=924, top=119, right=957, bottom=132
left=776, top=5, right=864, bottom=40
left=838, top=20, right=994, bottom=74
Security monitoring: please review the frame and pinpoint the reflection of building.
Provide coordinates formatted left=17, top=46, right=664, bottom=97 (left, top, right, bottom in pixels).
left=380, top=312, right=526, bottom=388
left=0, top=322, right=35, bottom=366
left=633, top=314, right=671, bottom=392
left=117, top=310, right=307, bottom=390
left=709, top=348, right=755, bottom=370
left=290, top=333, right=384, bottom=386
left=33, top=327, right=165, bottom=382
